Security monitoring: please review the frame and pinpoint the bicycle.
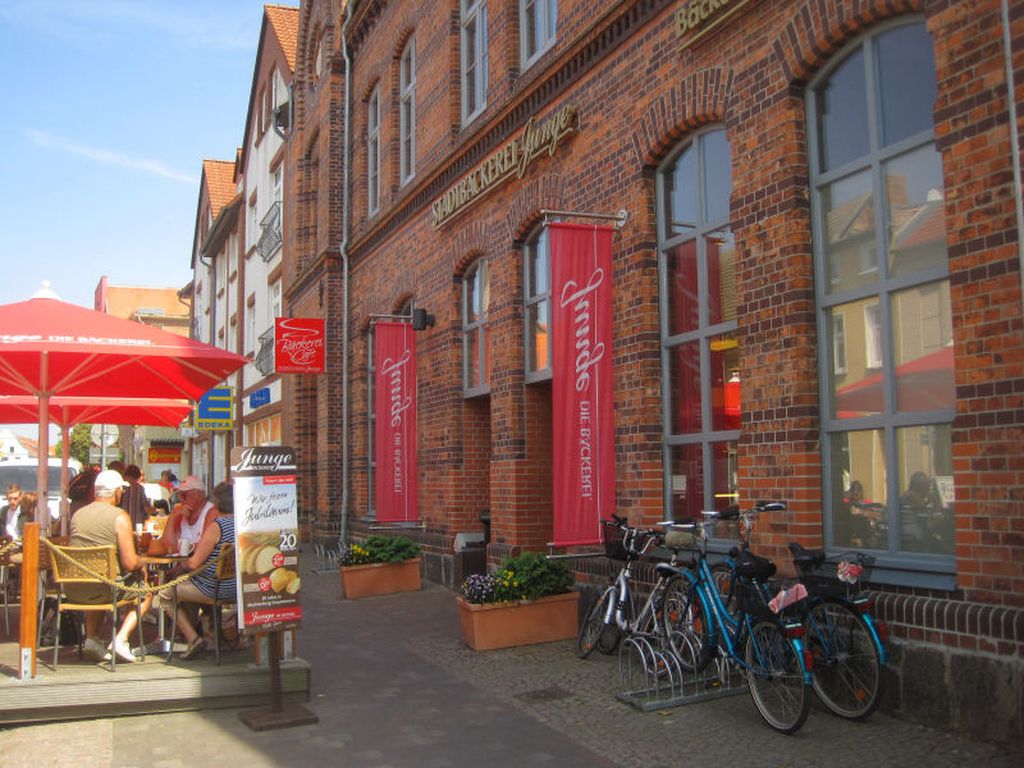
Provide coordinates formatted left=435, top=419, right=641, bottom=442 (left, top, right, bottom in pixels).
left=576, top=515, right=693, bottom=660
left=661, top=510, right=814, bottom=734
left=788, top=542, right=888, bottom=720
left=710, top=504, right=887, bottom=720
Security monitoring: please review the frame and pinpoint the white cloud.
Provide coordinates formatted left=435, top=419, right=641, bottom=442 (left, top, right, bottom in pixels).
left=26, top=129, right=198, bottom=184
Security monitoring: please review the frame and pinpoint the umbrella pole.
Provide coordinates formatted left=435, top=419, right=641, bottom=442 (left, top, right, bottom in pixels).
left=37, top=390, right=50, bottom=517
left=60, top=418, right=70, bottom=537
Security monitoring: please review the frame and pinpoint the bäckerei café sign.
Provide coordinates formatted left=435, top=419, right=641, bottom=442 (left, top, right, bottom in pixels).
left=431, top=104, right=578, bottom=228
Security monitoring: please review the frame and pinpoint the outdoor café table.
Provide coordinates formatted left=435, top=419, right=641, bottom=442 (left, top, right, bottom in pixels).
left=137, top=553, right=190, bottom=656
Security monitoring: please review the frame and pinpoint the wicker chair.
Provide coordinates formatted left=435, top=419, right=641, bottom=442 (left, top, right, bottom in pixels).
left=47, top=544, right=144, bottom=671
left=211, top=544, right=237, bottom=665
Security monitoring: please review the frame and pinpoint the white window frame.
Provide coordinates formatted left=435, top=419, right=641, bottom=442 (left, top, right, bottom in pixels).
left=520, top=0, right=557, bottom=69
left=368, top=87, right=381, bottom=214
left=461, top=0, right=488, bottom=125
left=399, top=38, right=416, bottom=185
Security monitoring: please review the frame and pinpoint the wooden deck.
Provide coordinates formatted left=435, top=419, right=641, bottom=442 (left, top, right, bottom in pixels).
left=0, top=605, right=311, bottom=725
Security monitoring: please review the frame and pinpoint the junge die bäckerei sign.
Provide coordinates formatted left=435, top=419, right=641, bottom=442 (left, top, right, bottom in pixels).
left=374, top=321, right=419, bottom=523
left=550, top=223, right=617, bottom=546
left=231, top=446, right=302, bottom=633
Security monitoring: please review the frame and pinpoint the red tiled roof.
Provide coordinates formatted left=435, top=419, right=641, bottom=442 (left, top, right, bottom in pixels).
left=266, top=4, right=300, bottom=74
left=202, top=159, right=237, bottom=218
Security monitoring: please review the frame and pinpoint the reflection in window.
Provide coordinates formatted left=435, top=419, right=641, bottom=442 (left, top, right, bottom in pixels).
left=659, top=127, right=738, bottom=519
left=524, top=227, right=551, bottom=377
left=461, top=0, right=488, bottom=124
left=399, top=38, right=416, bottom=185
left=811, top=20, right=954, bottom=564
left=521, top=0, right=557, bottom=68
left=368, top=87, right=380, bottom=213
left=463, top=260, right=490, bottom=394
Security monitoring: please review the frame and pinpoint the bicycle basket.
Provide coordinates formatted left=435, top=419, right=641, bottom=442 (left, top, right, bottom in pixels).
left=602, top=521, right=628, bottom=560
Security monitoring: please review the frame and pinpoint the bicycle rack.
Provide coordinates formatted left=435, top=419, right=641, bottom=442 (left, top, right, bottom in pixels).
left=310, top=541, right=341, bottom=573
left=616, top=630, right=747, bottom=712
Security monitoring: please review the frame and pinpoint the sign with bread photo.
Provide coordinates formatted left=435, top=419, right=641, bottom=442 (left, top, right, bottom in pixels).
left=231, top=445, right=302, bottom=633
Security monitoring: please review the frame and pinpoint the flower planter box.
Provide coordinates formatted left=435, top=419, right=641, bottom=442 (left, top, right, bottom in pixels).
left=457, top=591, right=580, bottom=651
left=340, top=558, right=421, bottom=599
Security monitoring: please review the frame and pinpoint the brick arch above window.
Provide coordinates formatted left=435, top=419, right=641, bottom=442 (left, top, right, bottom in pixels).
left=447, top=220, right=495, bottom=280
left=503, top=174, right=567, bottom=243
left=769, top=0, right=924, bottom=85
left=391, top=25, right=416, bottom=61
left=630, top=67, right=734, bottom=168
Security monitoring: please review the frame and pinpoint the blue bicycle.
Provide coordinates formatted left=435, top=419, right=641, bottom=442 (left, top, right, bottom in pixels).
left=662, top=511, right=814, bottom=734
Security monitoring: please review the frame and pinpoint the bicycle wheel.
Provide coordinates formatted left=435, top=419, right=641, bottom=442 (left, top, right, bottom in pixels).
left=577, top=587, right=620, bottom=659
left=711, top=562, right=739, bottom=620
left=661, top=576, right=714, bottom=673
left=744, top=619, right=811, bottom=734
left=805, top=599, right=883, bottom=719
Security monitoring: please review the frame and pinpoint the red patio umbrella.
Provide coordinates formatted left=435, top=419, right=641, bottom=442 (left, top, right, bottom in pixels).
left=835, top=346, right=954, bottom=415
left=0, top=395, right=190, bottom=428
left=0, top=292, right=246, bottom=498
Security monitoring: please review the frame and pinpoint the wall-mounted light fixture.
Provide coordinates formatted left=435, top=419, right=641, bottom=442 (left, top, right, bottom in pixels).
left=411, top=308, right=435, bottom=331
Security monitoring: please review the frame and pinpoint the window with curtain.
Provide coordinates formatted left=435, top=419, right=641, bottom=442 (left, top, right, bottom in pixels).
left=400, top=38, right=416, bottom=184
left=809, top=19, right=954, bottom=567
left=462, top=260, right=490, bottom=395
left=658, top=127, right=739, bottom=521
left=461, top=0, right=488, bottom=124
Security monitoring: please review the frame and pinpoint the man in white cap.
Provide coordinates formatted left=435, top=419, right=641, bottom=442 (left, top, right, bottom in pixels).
left=68, top=469, right=151, bottom=662
left=159, top=475, right=216, bottom=556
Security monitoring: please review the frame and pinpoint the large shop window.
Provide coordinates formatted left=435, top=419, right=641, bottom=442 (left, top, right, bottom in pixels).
left=461, top=0, right=488, bottom=124
left=658, top=127, right=739, bottom=521
left=462, top=260, right=491, bottom=396
left=521, top=0, right=557, bottom=69
left=809, top=19, right=954, bottom=583
left=367, top=86, right=381, bottom=214
left=399, top=37, right=416, bottom=185
left=524, top=225, right=551, bottom=381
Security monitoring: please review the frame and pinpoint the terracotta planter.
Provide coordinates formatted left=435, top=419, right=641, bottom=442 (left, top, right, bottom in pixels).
left=340, top=558, right=421, bottom=599
left=457, top=591, right=580, bottom=651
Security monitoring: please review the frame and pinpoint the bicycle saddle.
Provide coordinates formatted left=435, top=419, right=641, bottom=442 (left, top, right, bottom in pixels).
left=788, top=541, right=826, bottom=568
left=734, top=548, right=776, bottom=579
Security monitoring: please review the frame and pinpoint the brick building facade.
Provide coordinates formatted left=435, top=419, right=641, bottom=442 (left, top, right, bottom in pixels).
left=284, top=0, right=1024, bottom=744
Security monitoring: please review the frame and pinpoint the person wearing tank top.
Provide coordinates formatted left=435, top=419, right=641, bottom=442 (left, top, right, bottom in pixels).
left=159, top=475, right=217, bottom=554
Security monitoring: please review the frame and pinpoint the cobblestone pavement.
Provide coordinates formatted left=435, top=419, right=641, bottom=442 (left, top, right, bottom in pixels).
left=1, top=556, right=1020, bottom=767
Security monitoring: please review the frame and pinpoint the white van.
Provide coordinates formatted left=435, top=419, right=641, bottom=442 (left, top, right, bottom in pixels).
left=0, top=457, right=83, bottom=521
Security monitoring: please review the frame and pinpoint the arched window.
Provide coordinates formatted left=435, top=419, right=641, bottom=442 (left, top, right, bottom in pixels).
left=462, top=260, right=490, bottom=395
left=809, top=19, right=954, bottom=568
left=657, top=127, right=739, bottom=520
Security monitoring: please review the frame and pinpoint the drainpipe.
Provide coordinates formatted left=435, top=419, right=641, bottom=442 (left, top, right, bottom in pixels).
left=339, top=3, right=355, bottom=546
left=1000, top=0, right=1024, bottom=312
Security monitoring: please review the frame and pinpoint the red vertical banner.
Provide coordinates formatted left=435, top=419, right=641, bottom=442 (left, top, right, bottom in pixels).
left=374, top=322, right=419, bottom=523
left=550, top=222, right=616, bottom=546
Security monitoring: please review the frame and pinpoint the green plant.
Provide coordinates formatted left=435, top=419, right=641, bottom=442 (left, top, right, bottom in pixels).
left=460, top=550, right=574, bottom=604
left=340, top=535, right=420, bottom=566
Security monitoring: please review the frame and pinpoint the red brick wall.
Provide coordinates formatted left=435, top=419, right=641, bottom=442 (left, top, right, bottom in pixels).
left=292, top=0, right=1024, bottom=628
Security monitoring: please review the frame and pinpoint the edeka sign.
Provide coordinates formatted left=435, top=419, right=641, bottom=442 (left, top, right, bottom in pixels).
left=431, top=104, right=578, bottom=228
left=550, top=223, right=616, bottom=547
left=275, top=317, right=325, bottom=374
left=231, top=445, right=302, bottom=634
left=675, top=0, right=751, bottom=51
left=374, top=322, right=419, bottom=523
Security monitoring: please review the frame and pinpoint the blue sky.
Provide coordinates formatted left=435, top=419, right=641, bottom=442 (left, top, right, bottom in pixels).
left=0, top=0, right=276, bottom=310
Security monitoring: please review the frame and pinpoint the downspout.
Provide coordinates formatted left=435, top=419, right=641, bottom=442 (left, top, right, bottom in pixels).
left=339, top=3, right=355, bottom=546
left=1000, top=0, right=1024, bottom=311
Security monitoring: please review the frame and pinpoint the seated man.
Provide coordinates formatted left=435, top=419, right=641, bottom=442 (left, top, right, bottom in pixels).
left=68, top=469, right=152, bottom=663
left=159, top=475, right=216, bottom=556
left=2, top=484, right=22, bottom=540
left=160, top=480, right=236, bottom=660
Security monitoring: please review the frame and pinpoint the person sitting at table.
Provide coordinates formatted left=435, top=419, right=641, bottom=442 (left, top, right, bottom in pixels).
left=68, top=469, right=152, bottom=663
left=158, top=475, right=216, bottom=556
left=2, top=484, right=23, bottom=540
left=160, top=480, right=236, bottom=660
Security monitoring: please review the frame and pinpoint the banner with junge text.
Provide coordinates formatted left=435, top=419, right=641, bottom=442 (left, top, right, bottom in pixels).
left=374, top=322, right=419, bottom=523
left=550, top=222, right=616, bottom=546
